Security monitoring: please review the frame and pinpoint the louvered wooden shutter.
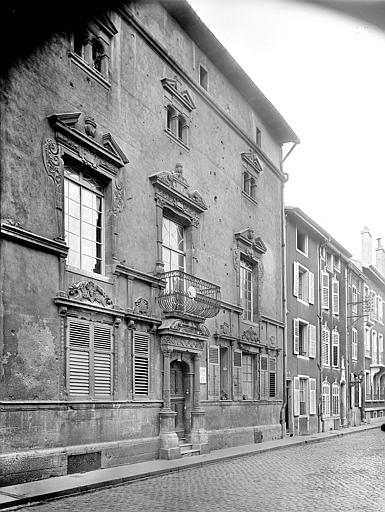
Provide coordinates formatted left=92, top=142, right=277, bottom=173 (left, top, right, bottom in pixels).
left=309, top=324, right=316, bottom=358
left=208, top=346, right=220, bottom=400
left=332, top=330, right=339, bottom=367
left=308, top=272, right=315, bottom=304
left=233, top=350, right=242, bottom=400
left=260, top=355, right=269, bottom=399
left=350, top=373, right=355, bottom=408
left=322, top=326, right=330, bottom=366
left=94, top=323, right=113, bottom=397
left=322, top=272, right=329, bottom=309
left=309, top=378, right=316, bottom=415
left=293, top=318, right=299, bottom=354
left=68, top=319, right=90, bottom=396
left=269, top=357, right=276, bottom=398
left=293, top=262, right=299, bottom=297
left=293, top=377, right=300, bottom=416
left=133, top=331, right=149, bottom=396
left=332, top=279, right=340, bottom=315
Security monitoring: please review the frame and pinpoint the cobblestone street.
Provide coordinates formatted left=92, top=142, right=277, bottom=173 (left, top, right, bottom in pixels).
left=22, top=429, right=385, bottom=512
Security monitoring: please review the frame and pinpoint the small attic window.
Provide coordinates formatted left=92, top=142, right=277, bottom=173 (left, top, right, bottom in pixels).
left=199, top=65, right=208, bottom=90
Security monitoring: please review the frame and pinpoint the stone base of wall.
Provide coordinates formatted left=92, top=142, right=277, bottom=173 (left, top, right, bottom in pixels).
left=0, top=437, right=160, bottom=486
left=208, top=423, right=281, bottom=451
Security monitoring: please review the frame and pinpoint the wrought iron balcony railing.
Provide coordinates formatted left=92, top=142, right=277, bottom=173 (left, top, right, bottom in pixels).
left=158, top=270, right=221, bottom=319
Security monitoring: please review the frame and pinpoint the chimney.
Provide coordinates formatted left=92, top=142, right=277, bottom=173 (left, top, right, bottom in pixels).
left=376, top=238, right=385, bottom=277
left=361, top=226, right=372, bottom=266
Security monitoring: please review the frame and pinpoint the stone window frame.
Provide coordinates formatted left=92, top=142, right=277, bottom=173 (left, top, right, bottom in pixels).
left=161, top=78, right=195, bottom=151
left=43, top=111, right=128, bottom=280
left=241, top=151, right=264, bottom=205
left=70, top=14, right=118, bottom=89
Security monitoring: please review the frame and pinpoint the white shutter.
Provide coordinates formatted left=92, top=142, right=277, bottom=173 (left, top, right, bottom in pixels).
left=309, top=378, right=316, bottom=415
left=293, top=377, right=300, bottom=416
left=308, top=272, right=315, bottom=304
left=68, top=319, right=90, bottom=396
left=322, top=272, right=329, bottom=309
left=293, top=318, right=299, bottom=355
left=322, top=326, right=330, bottom=366
left=94, top=324, right=113, bottom=396
left=309, top=324, right=316, bottom=358
left=350, top=373, right=355, bottom=408
left=133, top=331, right=149, bottom=396
left=332, top=278, right=340, bottom=315
left=293, top=262, right=299, bottom=297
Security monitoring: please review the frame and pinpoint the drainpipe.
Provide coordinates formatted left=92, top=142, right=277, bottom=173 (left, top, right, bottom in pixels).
left=279, top=173, right=289, bottom=437
left=279, top=141, right=299, bottom=436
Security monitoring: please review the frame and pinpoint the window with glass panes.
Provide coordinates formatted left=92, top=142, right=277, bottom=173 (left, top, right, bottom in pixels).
left=162, top=217, right=185, bottom=272
left=332, top=383, right=339, bottom=415
left=322, top=381, right=330, bottom=416
left=299, top=378, right=307, bottom=415
left=242, top=353, right=253, bottom=399
left=240, top=259, right=253, bottom=321
left=64, top=166, right=103, bottom=274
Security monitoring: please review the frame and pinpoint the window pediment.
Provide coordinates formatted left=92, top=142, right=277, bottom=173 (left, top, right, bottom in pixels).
left=149, top=164, right=207, bottom=224
left=161, top=78, right=196, bottom=112
left=48, top=112, right=128, bottom=178
left=234, top=228, right=267, bottom=257
left=91, top=13, right=118, bottom=39
left=241, top=151, right=264, bottom=175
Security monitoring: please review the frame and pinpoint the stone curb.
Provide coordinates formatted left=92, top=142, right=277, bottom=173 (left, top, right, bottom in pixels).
left=0, top=423, right=380, bottom=511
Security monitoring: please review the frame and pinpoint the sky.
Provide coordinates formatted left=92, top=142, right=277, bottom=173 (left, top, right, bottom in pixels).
left=187, top=0, right=385, bottom=261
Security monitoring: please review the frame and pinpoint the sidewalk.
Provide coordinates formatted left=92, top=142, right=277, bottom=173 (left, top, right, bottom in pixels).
left=0, top=421, right=381, bottom=511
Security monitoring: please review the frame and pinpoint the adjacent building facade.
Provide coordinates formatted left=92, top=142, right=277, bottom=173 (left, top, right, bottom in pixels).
left=0, top=1, right=299, bottom=484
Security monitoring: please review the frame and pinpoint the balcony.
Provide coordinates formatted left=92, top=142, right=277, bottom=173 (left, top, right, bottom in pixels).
left=158, top=270, right=221, bottom=319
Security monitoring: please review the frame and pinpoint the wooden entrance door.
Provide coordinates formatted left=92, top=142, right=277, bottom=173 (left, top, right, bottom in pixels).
left=170, top=361, right=186, bottom=439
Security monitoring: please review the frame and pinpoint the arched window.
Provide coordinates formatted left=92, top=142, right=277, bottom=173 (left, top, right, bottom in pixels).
left=322, top=381, right=330, bottom=417
left=332, top=383, right=340, bottom=416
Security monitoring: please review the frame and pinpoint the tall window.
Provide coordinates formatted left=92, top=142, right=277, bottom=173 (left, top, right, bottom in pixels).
left=332, top=383, right=340, bottom=416
left=293, top=263, right=314, bottom=304
left=240, top=258, right=254, bottom=321
left=242, top=171, right=256, bottom=200
left=296, top=227, right=308, bottom=256
left=199, top=65, right=208, bottom=90
left=67, top=318, right=113, bottom=398
left=64, top=166, right=103, bottom=274
left=379, top=333, right=384, bottom=365
left=269, top=357, right=276, bottom=398
left=365, top=327, right=371, bottom=357
left=372, top=330, right=378, bottom=364
left=255, top=126, right=261, bottom=146
left=299, top=378, right=308, bottom=415
left=352, top=285, right=358, bottom=315
left=322, top=324, right=330, bottom=366
left=332, top=329, right=340, bottom=368
left=242, top=353, right=253, bottom=399
left=332, top=277, right=340, bottom=315
left=352, top=328, right=358, bottom=361
left=322, top=381, right=330, bottom=417
left=321, top=272, right=329, bottom=309
left=162, top=217, right=185, bottom=272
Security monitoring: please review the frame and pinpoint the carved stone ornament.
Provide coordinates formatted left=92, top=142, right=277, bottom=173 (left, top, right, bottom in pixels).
left=2, top=218, right=23, bottom=229
left=150, top=164, right=207, bottom=217
left=220, top=322, right=230, bottom=335
left=84, top=116, right=97, bottom=138
left=161, top=78, right=196, bottom=112
left=134, top=297, right=149, bottom=315
left=161, top=335, right=205, bottom=352
left=241, top=151, right=264, bottom=174
left=242, top=326, right=259, bottom=343
left=234, top=228, right=267, bottom=261
left=112, top=180, right=125, bottom=214
left=42, top=138, right=64, bottom=207
left=68, top=280, right=113, bottom=308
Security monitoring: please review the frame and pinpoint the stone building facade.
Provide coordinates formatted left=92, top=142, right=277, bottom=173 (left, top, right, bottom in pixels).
left=0, top=1, right=298, bottom=484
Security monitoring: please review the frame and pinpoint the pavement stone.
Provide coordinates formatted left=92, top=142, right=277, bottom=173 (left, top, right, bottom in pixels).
left=0, top=421, right=383, bottom=511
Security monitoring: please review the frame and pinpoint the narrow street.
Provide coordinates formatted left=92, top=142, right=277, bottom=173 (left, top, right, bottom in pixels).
left=22, top=428, right=385, bottom=512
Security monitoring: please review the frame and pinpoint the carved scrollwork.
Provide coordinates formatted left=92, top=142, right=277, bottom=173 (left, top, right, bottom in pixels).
left=68, top=280, right=113, bottom=308
left=42, top=138, right=64, bottom=237
left=161, top=335, right=205, bottom=351
left=112, top=180, right=125, bottom=214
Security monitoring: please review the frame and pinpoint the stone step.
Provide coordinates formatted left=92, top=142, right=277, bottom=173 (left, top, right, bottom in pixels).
left=179, top=443, right=193, bottom=450
left=180, top=448, right=200, bottom=457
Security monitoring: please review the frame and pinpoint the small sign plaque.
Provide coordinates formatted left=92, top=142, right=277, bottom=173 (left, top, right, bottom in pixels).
left=200, top=367, right=207, bottom=384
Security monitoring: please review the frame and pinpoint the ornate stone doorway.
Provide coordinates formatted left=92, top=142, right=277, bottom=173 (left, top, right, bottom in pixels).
left=170, top=360, right=191, bottom=439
